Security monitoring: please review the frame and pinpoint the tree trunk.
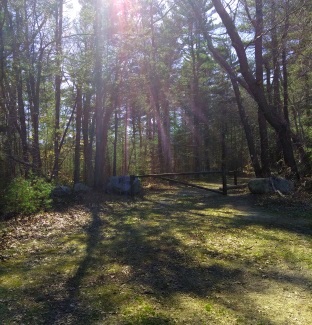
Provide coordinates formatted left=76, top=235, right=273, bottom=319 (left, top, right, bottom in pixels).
left=258, top=110, right=270, bottom=176
left=26, top=60, right=42, bottom=174
left=255, top=0, right=270, bottom=176
left=270, top=0, right=284, bottom=165
left=52, top=0, right=63, bottom=180
left=162, top=96, right=172, bottom=172
left=82, top=92, right=94, bottom=186
left=189, top=22, right=201, bottom=173
left=13, top=49, right=30, bottom=176
left=211, top=0, right=299, bottom=179
left=94, top=0, right=104, bottom=188
left=113, top=109, right=118, bottom=176
left=281, top=2, right=290, bottom=125
left=74, top=85, right=82, bottom=184
left=123, top=103, right=129, bottom=175
left=231, top=78, right=262, bottom=177
left=191, top=3, right=262, bottom=176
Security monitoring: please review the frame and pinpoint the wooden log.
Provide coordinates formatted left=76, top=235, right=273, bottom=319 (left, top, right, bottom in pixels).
left=159, top=177, right=224, bottom=195
left=219, top=184, right=247, bottom=191
left=135, top=171, right=222, bottom=178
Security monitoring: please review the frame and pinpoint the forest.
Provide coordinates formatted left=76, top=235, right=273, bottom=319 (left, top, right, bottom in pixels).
left=0, top=0, right=311, bottom=200
left=1, top=1, right=312, bottom=323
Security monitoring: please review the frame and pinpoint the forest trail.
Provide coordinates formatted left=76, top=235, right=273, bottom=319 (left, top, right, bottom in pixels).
left=1, top=187, right=312, bottom=324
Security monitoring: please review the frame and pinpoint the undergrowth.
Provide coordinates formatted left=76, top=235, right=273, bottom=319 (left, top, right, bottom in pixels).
left=1, top=177, right=53, bottom=216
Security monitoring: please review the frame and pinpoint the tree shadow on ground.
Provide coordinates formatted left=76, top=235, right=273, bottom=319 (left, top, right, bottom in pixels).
left=4, top=188, right=310, bottom=324
left=142, top=190, right=312, bottom=291
left=43, top=205, right=105, bottom=324
left=147, top=187, right=312, bottom=237
left=80, top=197, right=302, bottom=323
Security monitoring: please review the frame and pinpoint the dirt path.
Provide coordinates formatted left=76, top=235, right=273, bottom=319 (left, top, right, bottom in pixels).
left=0, top=188, right=311, bottom=324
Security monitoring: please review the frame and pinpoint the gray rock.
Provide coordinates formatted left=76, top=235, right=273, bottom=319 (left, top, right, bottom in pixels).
left=248, top=178, right=272, bottom=194
left=106, top=176, right=141, bottom=195
left=248, top=177, right=294, bottom=195
left=272, top=176, right=294, bottom=194
left=51, top=185, right=72, bottom=198
left=73, top=183, right=91, bottom=193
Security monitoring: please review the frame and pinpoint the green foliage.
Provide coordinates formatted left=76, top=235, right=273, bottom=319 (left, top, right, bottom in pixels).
left=3, top=177, right=53, bottom=215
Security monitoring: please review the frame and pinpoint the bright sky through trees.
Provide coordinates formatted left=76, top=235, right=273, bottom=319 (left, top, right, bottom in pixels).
left=67, top=0, right=81, bottom=18
left=0, top=0, right=310, bottom=187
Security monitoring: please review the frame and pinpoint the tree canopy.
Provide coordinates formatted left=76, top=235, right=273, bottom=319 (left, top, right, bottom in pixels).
left=0, top=0, right=311, bottom=189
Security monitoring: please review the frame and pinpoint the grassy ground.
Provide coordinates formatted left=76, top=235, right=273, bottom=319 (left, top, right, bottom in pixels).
left=0, top=185, right=311, bottom=324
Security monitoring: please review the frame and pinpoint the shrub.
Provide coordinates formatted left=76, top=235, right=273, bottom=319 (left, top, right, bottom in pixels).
left=4, top=177, right=53, bottom=215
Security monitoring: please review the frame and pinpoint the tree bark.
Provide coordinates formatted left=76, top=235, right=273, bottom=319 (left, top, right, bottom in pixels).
left=82, top=92, right=94, bottom=186
left=94, top=0, right=105, bottom=188
left=74, top=85, right=82, bottom=184
left=211, top=0, right=299, bottom=179
left=26, top=53, right=42, bottom=174
left=113, top=109, right=118, bottom=176
left=230, top=78, right=262, bottom=177
left=190, top=2, right=262, bottom=176
left=52, top=0, right=63, bottom=180
left=123, top=103, right=129, bottom=175
left=12, top=41, right=29, bottom=176
left=281, top=1, right=290, bottom=125
left=255, top=0, right=270, bottom=176
left=189, top=20, right=201, bottom=173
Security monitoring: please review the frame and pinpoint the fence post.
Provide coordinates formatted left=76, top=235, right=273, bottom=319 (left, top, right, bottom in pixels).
left=222, top=167, right=227, bottom=195
left=221, top=118, right=227, bottom=195
left=234, top=170, right=238, bottom=186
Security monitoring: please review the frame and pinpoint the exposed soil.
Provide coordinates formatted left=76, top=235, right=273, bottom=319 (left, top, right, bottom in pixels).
left=0, top=186, right=311, bottom=324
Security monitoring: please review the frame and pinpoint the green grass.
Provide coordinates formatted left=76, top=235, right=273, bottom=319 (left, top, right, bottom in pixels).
left=0, top=188, right=311, bottom=324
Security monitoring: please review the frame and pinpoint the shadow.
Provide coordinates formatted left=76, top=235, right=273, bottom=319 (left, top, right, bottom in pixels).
left=107, top=222, right=244, bottom=297
left=1, top=188, right=311, bottom=324
left=43, top=205, right=104, bottom=324
left=89, top=200, right=281, bottom=324
left=145, top=187, right=312, bottom=237
left=137, top=190, right=312, bottom=291
left=228, top=212, right=312, bottom=236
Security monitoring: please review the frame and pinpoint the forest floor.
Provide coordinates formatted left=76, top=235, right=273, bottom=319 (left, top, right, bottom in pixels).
left=0, top=182, right=312, bottom=324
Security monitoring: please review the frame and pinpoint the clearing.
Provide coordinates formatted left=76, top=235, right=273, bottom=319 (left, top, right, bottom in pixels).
left=0, top=185, right=312, bottom=324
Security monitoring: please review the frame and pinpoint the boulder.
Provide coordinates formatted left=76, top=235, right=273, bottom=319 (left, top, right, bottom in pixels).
left=302, top=178, right=312, bottom=192
left=51, top=185, right=72, bottom=199
left=106, top=176, right=141, bottom=195
left=272, top=177, right=295, bottom=194
left=248, top=178, right=272, bottom=194
left=73, top=182, right=91, bottom=193
left=248, top=177, right=294, bottom=195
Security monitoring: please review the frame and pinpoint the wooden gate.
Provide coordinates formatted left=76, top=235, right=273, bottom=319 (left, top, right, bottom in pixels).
left=130, top=170, right=238, bottom=196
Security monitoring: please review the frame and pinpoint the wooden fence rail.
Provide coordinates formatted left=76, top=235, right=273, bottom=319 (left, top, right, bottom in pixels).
left=130, top=170, right=238, bottom=196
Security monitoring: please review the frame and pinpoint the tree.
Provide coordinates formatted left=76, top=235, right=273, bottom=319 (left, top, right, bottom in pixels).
left=93, top=0, right=105, bottom=187
left=52, top=0, right=64, bottom=180
left=185, top=0, right=263, bottom=175
left=1, top=0, right=311, bottom=192
left=211, top=0, right=300, bottom=178
left=254, top=0, right=270, bottom=176
left=74, top=84, right=82, bottom=183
